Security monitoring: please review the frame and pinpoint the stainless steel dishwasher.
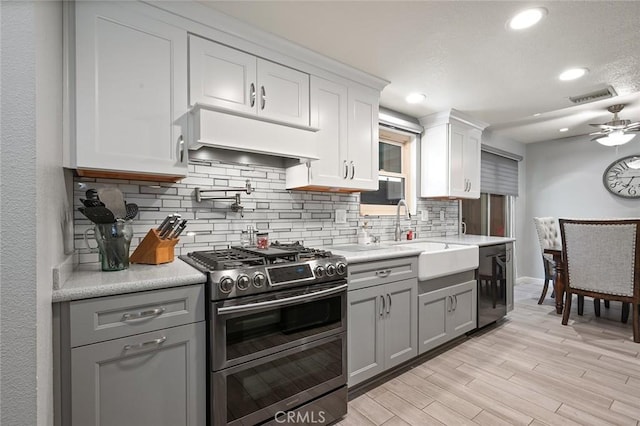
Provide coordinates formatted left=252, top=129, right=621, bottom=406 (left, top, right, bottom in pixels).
left=477, top=244, right=508, bottom=328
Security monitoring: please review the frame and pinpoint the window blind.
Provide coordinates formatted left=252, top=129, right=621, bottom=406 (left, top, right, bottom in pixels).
left=481, top=150, right=519, bottom=196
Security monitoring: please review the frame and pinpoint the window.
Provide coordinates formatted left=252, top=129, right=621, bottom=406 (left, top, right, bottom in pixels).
left=461, top=148, right=520, bottom=237
left=461, top=193, right=511, bottom=236
left=360, top=127, right=416, bottom=216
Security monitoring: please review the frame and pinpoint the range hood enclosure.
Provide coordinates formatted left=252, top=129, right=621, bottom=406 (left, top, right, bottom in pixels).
left=189, top=107, right=319, bottom=162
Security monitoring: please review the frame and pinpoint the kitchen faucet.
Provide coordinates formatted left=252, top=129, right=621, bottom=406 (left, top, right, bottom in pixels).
left=394, top=199, right=411, bottom=241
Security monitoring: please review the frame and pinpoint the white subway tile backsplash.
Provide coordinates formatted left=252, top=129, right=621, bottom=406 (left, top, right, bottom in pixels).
left=73, top=158, right=458, bottom=264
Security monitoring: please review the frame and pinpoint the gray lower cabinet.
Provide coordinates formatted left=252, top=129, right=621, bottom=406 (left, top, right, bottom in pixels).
left=71, top=322, right=205, bottom=426
left=347, top=257, right=418, bottom=387
left=54, top=284, right=206, bottom=426
left=418, top=279, right=477, bottom=354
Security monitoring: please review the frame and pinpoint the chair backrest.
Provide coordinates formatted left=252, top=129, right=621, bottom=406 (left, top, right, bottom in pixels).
left=560, top=219, right=640, bottom=297
left=533, top=217, right=561, bottom=252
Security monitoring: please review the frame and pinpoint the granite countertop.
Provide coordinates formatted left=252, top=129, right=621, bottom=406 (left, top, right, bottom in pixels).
left=326, top=234, right=516, bottom=263
left=52, top=259, right=206, bottom=303
left=422, top=234, right=515, bottom=246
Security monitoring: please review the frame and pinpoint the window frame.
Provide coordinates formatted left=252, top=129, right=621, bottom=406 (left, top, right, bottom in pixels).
left=360, top=127, right=417, bottom=216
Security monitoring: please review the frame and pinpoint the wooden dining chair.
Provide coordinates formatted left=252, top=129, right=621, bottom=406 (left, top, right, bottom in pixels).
left=560, top=219, right=640, bottom=343
left=533, top=217, right=560, bottom=304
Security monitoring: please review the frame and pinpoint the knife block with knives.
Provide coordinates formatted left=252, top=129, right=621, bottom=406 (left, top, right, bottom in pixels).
left=130, top=215, right=187, bottom=265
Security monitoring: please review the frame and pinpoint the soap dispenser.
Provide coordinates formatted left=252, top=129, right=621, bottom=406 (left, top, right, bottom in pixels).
left=358, top=221, right=371, bottom=245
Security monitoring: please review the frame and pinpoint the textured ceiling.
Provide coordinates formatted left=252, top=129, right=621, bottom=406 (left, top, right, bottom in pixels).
left=202, top=1, right=640, bottom=144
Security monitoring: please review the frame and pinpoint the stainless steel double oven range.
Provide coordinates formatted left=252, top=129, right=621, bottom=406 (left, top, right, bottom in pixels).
left=181, top=242, right=348, bottom=425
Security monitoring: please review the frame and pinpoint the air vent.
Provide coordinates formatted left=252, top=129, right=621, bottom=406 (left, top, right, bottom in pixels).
left=569, top=86, right=617, bottom=104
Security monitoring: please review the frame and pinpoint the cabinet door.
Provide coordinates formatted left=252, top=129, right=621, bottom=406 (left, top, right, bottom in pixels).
left=257, top=59, right=310, bottom=127
left=307, top=76, right=348, bottom=187
left=417, top=287, right=450, bottom=354
left=464, top=128, right=482, bottom=198
left=448, top=280, right=477, bottom=338
left=71, top=322, right=205, bottom=426
left=347, top=286, right=384, bottom=387
left=188, top=35, right=257, bottom=115
left=74, top=2, right=188, bottom=177
left=384, top=280, right=418, bottom=368
left=448, top=123, right=468, bottom=197
left=346, top=85, right=379, bottom=191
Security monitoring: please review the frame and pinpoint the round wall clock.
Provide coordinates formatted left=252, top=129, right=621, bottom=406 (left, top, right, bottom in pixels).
left=602, top=155, right=640, bottom=199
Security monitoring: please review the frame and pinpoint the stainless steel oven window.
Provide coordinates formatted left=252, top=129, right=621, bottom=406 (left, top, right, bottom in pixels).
left=211, top=282, right=347, bottom=370
left=212, top=333, right=347, bottom=426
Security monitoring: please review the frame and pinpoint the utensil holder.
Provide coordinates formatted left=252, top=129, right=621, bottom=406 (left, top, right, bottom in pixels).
left=130, top=229, right=179, bottom=265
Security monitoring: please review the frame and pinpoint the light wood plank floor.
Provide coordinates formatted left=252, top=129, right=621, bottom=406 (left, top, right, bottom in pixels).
left=340, top=279, right=640, bottom=425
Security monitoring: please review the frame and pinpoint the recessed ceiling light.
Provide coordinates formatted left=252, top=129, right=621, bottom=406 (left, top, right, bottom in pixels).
left=559, top=128, right=569, bottom=132
left=405, top=93, right=426, bottom=104
left=559, top=68, right=589, bottom=81
left=508, top=7, right=547, bottom=30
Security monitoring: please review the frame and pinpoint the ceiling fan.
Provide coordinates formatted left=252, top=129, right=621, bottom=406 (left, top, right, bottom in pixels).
left=589, top=104, right=640, bottom=146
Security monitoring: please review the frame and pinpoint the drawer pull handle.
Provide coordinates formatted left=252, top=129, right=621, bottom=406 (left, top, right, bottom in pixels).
left=123, top=336, right=167, bottom=351
left=375, top=269, right=392, bottom=278
left=122, top=307, right=165, bottom=321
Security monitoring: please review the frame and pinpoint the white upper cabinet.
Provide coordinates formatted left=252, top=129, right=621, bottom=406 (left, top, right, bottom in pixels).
left=285, top=76, right=379, bottom=191
left=69, top=2, right=189, bottom=180
left=189, top=35, right=310, bottom=128
left=419, top=109, right=487, bottom=199
left=188, top=35, right=256, bottom=116
left=347, top=85, right=379, bottom=190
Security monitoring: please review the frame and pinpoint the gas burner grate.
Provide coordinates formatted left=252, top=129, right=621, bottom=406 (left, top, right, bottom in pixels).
left=188, top=249, right=266, bottom=270
left=270, top=241, right=334, bottom=260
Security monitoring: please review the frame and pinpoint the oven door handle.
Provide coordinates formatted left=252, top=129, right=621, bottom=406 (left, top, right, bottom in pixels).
left=216, top=283, right=348, bottom=315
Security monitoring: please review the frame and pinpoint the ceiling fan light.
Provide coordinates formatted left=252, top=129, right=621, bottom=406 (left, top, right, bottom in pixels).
left=596, top=131, right=636, bottom=146
left=508, top=8, right=547, bottom=30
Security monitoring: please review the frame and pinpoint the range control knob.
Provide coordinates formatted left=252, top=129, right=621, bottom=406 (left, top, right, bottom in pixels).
left=219, top=276, right=234, bottom=294
left=315, top=266, right=326, bottom=278
left=326, top=264, right=336, bottom=276
left=336, top=262, right=347, bottom=275
left=236, top=274, right=250, bottom=291
left=253, top=272, right=266, bottom=288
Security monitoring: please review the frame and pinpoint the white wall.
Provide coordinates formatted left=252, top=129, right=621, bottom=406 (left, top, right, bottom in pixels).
left=1, top=2, right=66, bottom=425
left=1, top=2, right=38, bottom=424
left=35, top=2, right=67, bottom=425
left=522, top=134, right=640, bottom=278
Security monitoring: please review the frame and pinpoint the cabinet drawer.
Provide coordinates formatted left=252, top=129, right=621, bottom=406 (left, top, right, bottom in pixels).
left=348, top=257, right=418, bottom=291
left=69, top=285, right=205, bottom=347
